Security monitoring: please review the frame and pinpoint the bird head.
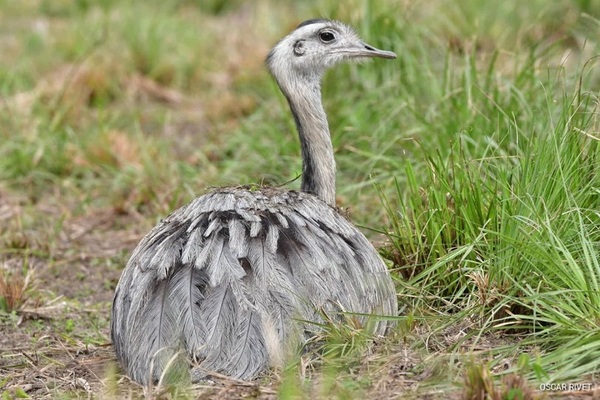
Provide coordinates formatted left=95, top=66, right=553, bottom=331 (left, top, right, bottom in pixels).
left=266, top=19, right=396, bottom=86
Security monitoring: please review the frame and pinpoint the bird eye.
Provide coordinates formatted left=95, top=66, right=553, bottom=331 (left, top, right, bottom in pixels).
left=319, top=31, right=336, bottom=43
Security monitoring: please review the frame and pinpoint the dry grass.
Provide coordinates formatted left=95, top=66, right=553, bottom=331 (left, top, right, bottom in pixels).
left=0, top=269, right=33, bottom=313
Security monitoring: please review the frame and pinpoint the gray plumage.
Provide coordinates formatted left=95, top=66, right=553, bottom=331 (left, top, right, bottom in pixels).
left=111, top=19, right=397, bottom=385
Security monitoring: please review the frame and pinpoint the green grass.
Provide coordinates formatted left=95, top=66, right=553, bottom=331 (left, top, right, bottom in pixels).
left=1, top=0, right=600, bottom=398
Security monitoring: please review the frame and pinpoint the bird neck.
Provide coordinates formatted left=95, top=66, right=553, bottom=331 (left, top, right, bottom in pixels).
left=281, top=79, right=336, bottom=206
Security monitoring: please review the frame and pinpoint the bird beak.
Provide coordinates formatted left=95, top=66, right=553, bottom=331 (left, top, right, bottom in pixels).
left=336, top=42, right=396, bottom=60
left=330, top=38, right=396, bottom=60
left=358, top=42, right=397, bottom=59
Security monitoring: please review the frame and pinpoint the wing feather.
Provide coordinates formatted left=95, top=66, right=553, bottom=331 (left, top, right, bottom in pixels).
left=168, top=265, right=209, bottom=357
left=225, top=311, right=268, bottom=379
left=228, top=218, right=249, bottom=258
left=200, top=283, right=238, bottom=356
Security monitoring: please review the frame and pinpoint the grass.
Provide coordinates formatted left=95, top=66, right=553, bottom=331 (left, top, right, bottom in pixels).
left=2, top=0, right=600, bottom=398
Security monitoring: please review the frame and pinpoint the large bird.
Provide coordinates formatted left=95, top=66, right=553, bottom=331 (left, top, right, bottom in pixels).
left=111, top=18, right=397, bottom=385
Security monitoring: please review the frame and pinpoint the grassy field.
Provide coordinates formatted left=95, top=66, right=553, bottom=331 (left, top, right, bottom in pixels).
left=2, top=0, right=600, bottom=398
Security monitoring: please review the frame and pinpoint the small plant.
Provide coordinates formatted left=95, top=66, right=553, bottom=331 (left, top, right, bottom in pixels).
left=1, top=387, right=29, bottom=399
left=463, top=362, right=537, bottom=400
left=0, top=270, right=32, bottom=314
left=307, top=309, right=379, bottom=368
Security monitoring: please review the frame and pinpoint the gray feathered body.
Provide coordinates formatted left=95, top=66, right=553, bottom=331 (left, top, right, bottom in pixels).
left=111, top=186, right=396, bottom=384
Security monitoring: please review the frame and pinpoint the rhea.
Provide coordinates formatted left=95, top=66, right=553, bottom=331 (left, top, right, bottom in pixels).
left=111, top=19, right=397, bottom=384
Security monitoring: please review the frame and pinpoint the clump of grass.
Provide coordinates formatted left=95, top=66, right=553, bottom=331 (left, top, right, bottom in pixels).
left=276, top=309, right=388, bottom=399
left=0, top=270, right=32, bottom=314
left=309, top=310, right=377, bottom=369
left=381, top=15, right=600, bottom=384
left=463, top=362, right=536, bottom=400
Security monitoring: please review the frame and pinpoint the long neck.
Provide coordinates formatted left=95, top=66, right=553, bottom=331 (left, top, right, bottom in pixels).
left=279, top=79, right=336, bottom=206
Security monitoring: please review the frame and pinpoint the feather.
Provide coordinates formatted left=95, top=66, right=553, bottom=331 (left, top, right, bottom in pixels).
left=238, top=209, right=261, bottom=223
left=275, top=212, right=289, bottom=229
left=250, top=220, right=262, bottom=237
left=246, top=238, right=268, bottom=286
left=203, top=213, right=222, bottom=237
left=193, top=233, right=222, bottom=271
left=168, top=265, right=210, bottom=356
left=224, top=311, right=269, bottom=379
left=228, top=218, right=249, bottom=258
left=181, top=223, right=206, bottom=265
left=197, top=234, right=245, bottom=286
left=199, top=283, right=238, bottom=360
left=126, top=271, right=180, bottom=383
left=266, top=222, right=279, bottom=254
